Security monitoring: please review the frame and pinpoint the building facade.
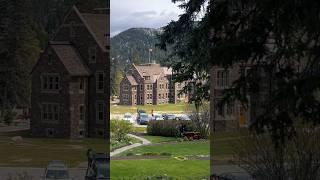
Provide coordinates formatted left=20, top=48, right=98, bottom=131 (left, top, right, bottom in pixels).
left=31, top=6, right=110, bottom=138
left=119, top=63, right=188, bottom=105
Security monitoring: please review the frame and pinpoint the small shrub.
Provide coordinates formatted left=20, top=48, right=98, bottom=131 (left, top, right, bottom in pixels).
left=110, top=120, right=133, bottom=142
left=142, top=152, right=158, bottom=156
left=126, top=152, right=134, bottom=156
left=3, top=110, right=16, bottom=125
left=160, top=152, right=172, bottom=156
left=147, top=120, right=195, bottom=137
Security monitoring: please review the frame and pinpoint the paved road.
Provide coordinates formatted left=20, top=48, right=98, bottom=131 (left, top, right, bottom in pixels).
left=0, top=167, right=87, bottom=180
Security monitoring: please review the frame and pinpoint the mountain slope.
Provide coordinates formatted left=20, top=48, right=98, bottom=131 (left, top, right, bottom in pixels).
left=111, top=28, right=167, bottom=68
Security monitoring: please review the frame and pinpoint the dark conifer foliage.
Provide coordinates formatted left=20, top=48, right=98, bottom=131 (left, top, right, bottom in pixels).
left=0, top=0, right=106, bottom=121
left=159, top=0, right=320, bottom=143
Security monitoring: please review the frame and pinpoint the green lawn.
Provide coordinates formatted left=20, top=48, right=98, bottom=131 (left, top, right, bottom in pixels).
left=0, top=130, right=107, bottom=167
left=110, top=131, right=244, bottom=179
left=142, top=135, right=179, bottom=143
left=120, top=140, right=209, bottom=157
left=110, top=159, right=209, bottom=180
left=111, top=103, right=190, bottom=114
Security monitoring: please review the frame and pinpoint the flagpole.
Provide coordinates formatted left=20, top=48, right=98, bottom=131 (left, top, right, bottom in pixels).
left=149, top=49, right=151, bottom=63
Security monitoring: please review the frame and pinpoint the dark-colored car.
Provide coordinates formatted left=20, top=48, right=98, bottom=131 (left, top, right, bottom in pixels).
left=163, top=114, right=176, bottom=120
left=85, top=152, right=109, bottom=180
left=137, top=113, right=149, bottom=125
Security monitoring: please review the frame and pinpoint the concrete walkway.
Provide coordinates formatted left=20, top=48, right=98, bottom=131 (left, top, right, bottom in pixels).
left=110, top=134, right=151, bottom=157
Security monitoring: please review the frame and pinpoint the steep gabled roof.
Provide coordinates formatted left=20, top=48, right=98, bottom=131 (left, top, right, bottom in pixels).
left=133, top=63, right=169, bottom=83
left=126, top=75, right=138, bottom=85
left=53, top=6, right=108, bottom=52
left=81, top=13, right=108, bottom=48
left=51, top=42, right=91, bottom=76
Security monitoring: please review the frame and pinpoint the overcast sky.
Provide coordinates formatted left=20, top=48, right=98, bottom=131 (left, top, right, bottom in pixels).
left=111, top=0, right=183, bottom=37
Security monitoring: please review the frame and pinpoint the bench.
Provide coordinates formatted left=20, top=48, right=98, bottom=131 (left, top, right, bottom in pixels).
left=182, top=131, right=201, bottom=140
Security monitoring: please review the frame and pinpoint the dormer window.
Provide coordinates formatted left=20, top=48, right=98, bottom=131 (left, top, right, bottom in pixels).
left=144, top=76, right=150, bottom=80
left=88, top=46, right=97, bottom=63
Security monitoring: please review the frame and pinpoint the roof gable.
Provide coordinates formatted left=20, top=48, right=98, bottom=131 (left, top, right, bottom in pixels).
left=51, top=42, right=90, bottom=76
left=72, top=6, right=108, bottom=52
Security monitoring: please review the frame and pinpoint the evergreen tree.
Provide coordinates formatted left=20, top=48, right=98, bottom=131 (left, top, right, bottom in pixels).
left=159, top=0, right=320, bottom=144
left=0, top=0, right=40, bottom=120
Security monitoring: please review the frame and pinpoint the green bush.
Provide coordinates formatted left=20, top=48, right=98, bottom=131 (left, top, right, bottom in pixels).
left=147, top=120, right=195, bottom=137
left=3, top=110, right=16, bottom=125
left=110, top=120, right=133, bottom=142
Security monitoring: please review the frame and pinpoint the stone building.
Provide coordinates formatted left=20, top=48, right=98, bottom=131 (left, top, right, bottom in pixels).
left=119, top=63, right=188, bottom=105
left=31, top=6, right=109, bottom=138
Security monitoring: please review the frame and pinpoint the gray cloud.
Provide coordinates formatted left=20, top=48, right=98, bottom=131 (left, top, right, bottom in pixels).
left=111, top=0, right=183, bottom=37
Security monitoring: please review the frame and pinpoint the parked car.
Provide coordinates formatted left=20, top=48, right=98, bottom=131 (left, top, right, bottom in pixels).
left=163, top=114, right=176, bottom=120
left=86, top=152, right=109, bottom=180
left=137, top=113, right=149, bottom=125
left=42, top=160, right=71, bottom=180
left=123, top=113, right=134, bottom=123
left=176, top=114, right=191, bottom=121
left=150, top=114, right=164, bottom=121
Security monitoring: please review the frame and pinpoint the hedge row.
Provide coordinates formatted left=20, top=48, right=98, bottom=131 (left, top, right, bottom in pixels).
left=147, top=120, right=195, bottom=137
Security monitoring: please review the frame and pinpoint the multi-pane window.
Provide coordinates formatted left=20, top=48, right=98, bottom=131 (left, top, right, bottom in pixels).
left=80, top=78, right=85, bottom=90
left=216, top=70, right=229, bottom=88
left=79, top=105, right=85, bottom=123
left=144, top=76, right=150, bottom=80
left=123, top=94, right=129, bottom=100
left=134, top=94, right=137, bottom=99
left=226, top=103, right=233, bottom=115
left=96, top=102, right=104, bottom=121
left=140, top=84, right=143, bottom=91
left=42, top=74, right=60, bottom=91
left=158, top=94, right=161, bottom=99
left=96, top=72, right=104, bottom=91
left=88, top=46, right=97, bottom=63
left=124, top=85, right=129, bottom=91
left=42, top=104, right=59, bottom=121
left=217, top=103, right=224, bottom=116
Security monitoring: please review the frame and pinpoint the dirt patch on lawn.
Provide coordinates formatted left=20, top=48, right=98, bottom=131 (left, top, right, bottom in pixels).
left=111, top=155, right=170, bottom=160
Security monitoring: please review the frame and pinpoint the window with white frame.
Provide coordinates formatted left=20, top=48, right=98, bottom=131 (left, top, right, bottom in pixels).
left=42, top=103, right=59, bottom=121
left=41, top=74, right=60, bottom=91
left=79, top=105, right=85, bottom=124
left=79, top=78, right=85, bottom=90
left=96, top=102, right=104, bottom=121
left=216, top=70, right=229, bottom=88
left=96, top=72, right=104, bottom=92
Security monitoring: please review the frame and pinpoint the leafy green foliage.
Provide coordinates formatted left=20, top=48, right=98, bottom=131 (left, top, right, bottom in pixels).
left=147, top=120, right=195, bottom=137
left=110, top=120, right=133, bottom=142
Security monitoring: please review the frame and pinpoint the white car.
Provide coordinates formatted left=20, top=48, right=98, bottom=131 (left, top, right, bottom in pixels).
left=123, top=113, right=134, bottom=123
left=43, top=160, right=71, bottom=180
left=151, top=114, right=164, bottom=121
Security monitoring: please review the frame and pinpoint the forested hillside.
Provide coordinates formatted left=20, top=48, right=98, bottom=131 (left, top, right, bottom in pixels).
left=0, top=0, right=107, bottom=122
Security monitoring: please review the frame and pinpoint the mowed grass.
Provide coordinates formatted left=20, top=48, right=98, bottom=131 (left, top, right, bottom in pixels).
left=110, top=159, right=209, bottom=179
left=0, top=130, right=108, bottom=167
left=120, top=140, right=209, bottom=157
left=142, top=135, right=179, bottom=143
left=110, top=103, right=190, bottom=114
left=110, top=131, right=244, bottom=179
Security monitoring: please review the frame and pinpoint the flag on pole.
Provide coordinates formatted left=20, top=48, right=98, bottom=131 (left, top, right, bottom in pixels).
left=149, top=48, right=153, bottom=52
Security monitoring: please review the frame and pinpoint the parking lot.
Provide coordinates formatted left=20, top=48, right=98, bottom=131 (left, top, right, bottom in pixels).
left=110, top=112, right=191, bottom=126
left=0, top=167, right=87, bottom=180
